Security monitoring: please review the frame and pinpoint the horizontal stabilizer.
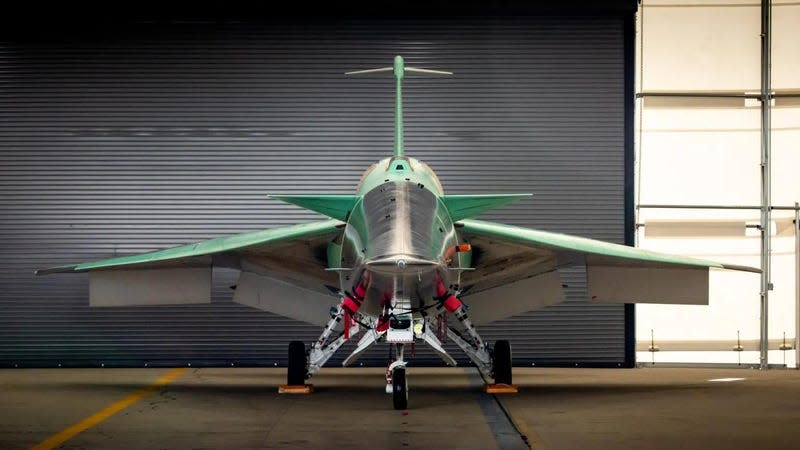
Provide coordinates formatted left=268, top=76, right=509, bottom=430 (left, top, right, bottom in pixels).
left=270, top=194, right=360, bottom=221
left=442, top=194, right=531, bottom=221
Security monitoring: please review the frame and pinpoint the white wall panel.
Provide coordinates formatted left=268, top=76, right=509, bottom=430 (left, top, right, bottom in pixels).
left=641, top=1, right=760, bottom=91
left=637, top=1, right=800, bottom=366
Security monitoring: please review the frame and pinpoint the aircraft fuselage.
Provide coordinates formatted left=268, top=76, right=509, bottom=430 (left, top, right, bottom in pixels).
left=332, top=157, right=468, bottom=318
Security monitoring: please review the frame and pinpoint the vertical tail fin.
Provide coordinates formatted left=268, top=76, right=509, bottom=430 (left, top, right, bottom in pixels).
left=345, top=55, right=452, bottom=158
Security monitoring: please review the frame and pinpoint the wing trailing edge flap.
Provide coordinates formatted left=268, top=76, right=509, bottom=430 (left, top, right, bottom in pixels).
left=232, top=271, right=337, bottom=326
left=89, top=267, right=211, bottom=307
left=587, top=265, right=710, bottom=305
left=441, top=194, right=531, bottom=222
left=461, top=270, right=564, bottom=325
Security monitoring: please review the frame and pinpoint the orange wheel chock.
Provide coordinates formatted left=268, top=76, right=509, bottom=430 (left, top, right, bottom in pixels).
left=278, top=384, right=314, bottom=394
left=484, top=384, right=519, bottom=394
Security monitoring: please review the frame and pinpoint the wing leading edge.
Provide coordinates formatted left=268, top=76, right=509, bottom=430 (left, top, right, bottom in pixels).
left=36, top=219, right=343, bottom=274
left=460, top=219, right=759, bottom=272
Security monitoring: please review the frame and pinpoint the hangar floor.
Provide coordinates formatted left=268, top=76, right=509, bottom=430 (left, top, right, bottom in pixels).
left=1, top=367, right=799, bottom=450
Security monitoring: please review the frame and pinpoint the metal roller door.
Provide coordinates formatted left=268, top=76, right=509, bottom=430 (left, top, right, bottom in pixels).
left=0, top=14, right=633, bottom=367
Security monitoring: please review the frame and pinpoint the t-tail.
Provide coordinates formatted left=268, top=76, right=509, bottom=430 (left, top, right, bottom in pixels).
left=345, top=55, right=452, bottom=158
left=273, top=56, right=530, bottom=223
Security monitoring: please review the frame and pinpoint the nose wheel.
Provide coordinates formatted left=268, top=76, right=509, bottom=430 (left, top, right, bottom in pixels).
left=392, top=367, right=408, bottom=410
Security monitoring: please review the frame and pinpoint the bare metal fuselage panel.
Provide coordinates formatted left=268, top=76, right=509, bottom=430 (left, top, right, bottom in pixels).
left=340, top=178, right=461, bottom=318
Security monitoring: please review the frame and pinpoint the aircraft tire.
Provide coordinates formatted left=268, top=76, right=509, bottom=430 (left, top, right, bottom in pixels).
left=493, top=340, right=512, bottom=385
left=392, top=367, right=408, bottom=410
left=287, top=340, right=307, bottom=385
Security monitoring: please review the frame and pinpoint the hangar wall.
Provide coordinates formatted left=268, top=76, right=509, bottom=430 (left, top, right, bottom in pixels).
left=0, top=12, right=635, bottom=367
left=635, top=0, right=800, bottom=366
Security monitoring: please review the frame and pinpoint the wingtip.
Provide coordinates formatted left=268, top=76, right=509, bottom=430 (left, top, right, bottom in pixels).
left=34, top=264, right=79, bottom=276
left=720, top=263, right=762, bottom=274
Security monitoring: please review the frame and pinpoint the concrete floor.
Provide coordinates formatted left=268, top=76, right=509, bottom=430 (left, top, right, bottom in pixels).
left=1, top=367, right=799, bottom=450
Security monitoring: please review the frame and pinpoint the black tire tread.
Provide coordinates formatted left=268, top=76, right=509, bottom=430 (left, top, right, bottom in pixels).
left=392, top=367, right=408, bottom=410
left=287, top=340, right=307, bottom=385
left=493, top=340, right=512, bottom=385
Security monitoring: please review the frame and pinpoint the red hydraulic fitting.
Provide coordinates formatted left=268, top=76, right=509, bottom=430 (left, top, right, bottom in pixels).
left=342, top=296, right=361, bottom=315
left=354, top=282, right=367, bottom=299
left=434, top=273, right=448, bottom=298
left=442, top=295, right=462, bottom=313
left=376, top=314, right=391, bottom=333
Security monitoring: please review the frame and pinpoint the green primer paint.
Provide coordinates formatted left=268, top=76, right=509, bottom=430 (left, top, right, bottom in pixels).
left=460, top=219, right=730, bottom=270
left=393, top=55, right=405, bottom=158
left=72, top=219, right=342, bottom=272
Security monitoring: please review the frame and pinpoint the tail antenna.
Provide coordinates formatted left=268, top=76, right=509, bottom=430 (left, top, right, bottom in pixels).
left=345, top=55, right=452, bottom=158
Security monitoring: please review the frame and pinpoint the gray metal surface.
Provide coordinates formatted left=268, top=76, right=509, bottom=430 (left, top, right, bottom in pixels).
left=345, top=179, right=454, bottom=317
left=356, top=180, right=443, bottom=263
left=759, top=0, right=772, bottom=370
left=0, top=17, right=627, bottom=367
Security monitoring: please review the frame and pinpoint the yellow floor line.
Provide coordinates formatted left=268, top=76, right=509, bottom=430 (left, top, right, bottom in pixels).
left=30, top=367, right=188, bottom=450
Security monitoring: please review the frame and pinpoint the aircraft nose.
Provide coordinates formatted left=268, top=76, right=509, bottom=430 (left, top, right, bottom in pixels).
left=365, top=255, right=438, bottom=274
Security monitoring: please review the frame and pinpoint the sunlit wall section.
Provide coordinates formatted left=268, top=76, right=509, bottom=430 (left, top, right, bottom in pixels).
left=635, top=0, right=786, bottom=365
left=640, top=0, right=759, bottom=92
left=772, top=1, right=800, bottom=92
left=770, top=0, right=800, bottom=368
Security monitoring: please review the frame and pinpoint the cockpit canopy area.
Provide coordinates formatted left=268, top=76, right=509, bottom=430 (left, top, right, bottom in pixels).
left=356, top=157, right=445, bottom=195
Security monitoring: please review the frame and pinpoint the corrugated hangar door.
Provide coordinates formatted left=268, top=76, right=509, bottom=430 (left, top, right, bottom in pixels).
left=0, top=15, right=631, bottom=367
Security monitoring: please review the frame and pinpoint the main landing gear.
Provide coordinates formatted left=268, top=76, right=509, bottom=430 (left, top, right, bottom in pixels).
left=492, top=340, right=512, bottom=385
left=287, top=340, right=307, bottom=386
left=283, top=319, right=513, bottom=408
left=282, top=273, right=514, bottom=408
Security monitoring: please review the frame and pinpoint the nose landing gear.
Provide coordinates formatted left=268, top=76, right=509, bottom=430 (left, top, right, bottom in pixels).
left=386, top=343, right=409, bottom=410
left=392, top=366, right=408, bottom=410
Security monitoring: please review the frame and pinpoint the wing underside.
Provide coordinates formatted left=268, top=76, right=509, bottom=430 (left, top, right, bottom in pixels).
left=457, top=219, right=759, bottom=325
left=38, top=216, right=760, bottom=327
left=37, top=220, right=345, bottom=324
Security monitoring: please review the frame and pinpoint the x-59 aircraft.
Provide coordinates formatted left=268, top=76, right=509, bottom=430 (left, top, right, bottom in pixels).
left=38, top=56, right=758, bottom=410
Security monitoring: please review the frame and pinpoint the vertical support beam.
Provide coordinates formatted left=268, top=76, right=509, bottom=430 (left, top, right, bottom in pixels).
left=758, top=0, right=772, bottom=370
left=795, top=202, right=799, bottom=369
left=623, top=9, right=637, bottom=368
